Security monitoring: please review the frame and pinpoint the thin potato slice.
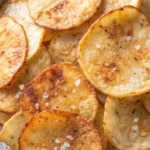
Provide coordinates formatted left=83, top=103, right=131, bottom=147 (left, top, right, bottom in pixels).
left=19, top=110, right=102, bottom=150
left=49, top=0, right=140, bottom=65
left=21, top=64, right=98, bottom=122
left=28, top=0, right=101, bottom=30
left=0, top=111, right=25, bottom=150
left=104, top=96, right=150, bottom=150
left=141, top=0, right=150, bottom=20
left=0, top=112, right=12, bottom=125
left=0, top=16, right=27, bottom=89
left=78, top=6, right=150, bottom=97
left=94, top=104, right=108, bottom=150
left=0, top=45, right=51, bottom=114
left=0, top=0, right=45, bottom=60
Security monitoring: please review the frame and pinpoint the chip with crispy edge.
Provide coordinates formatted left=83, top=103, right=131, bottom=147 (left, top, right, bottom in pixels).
left=19, top=110, right=102, bottom=150
left=0, top=111, right=25, bottom=150
left=21, top=64, right=98, bottom=122
left=94, top=104, right=108, bottom=150
left=104, top=96, right=150, bottom=150
left=78, top=6, right=150, bottom=98
left=141, top=0, right=150, bottom=20
left=0, top=16, right=27, bottom=89
left=27, top=0, right=101, bottom=30
left=48, top=0, right=140, bottom=65
left=0, top=111, right=12, bottom=125
left=0, top=0, right=45, bottom=60
left=0, top=45, right=51, bottom=114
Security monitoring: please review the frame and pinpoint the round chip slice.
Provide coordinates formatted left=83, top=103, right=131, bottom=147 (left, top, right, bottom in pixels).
left=104, top=96, right=150, bottom=150
left=0, top=45, right=51, bottom=114
left=78, top=6, right=150, bottom=97
left=141, top=0, right=150, bottom=20
left=94, top=104, right=108, bottom=150
left=0, top=0, right=45, bottom=60
left=19, top=110, right=102, bottom=150
left=0, top=16, right=27, bottom=89
left=28, top=0, right=101, bottom=30
left=0, top=111, right=12, bottom=125
left=21, top=64, right=98, bottom=122
left=0, top=111, right=25, bottom=150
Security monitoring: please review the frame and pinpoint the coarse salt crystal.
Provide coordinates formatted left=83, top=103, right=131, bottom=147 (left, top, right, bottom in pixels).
left=75, top=79, right=80, bottom=87
left=60, top=145, right=66, bottom=150
left=64, top=142, right=70, bottom=147
left=43, top=92, right=49, bottom=99
left=70, top=105, right=76, bottom=109
left=133, top=118, right=139, bottom=123
left=112, top=67, right=117, bottom=71
left=126, top=36, right=131, bottom=41
left=35, top=103, right=39, bottom=110
left=54, top=147, right=58, bottom=150
left=66, top=135, right=73, bottom=140
left=55, top=138, right=60, bottom=143
left=104, top=63, right=110, bottom=67
left=132, top=125, right=138, bottom=131
left=45, top=102, right=49, bottom=107
left=96, top=44, right=101, bottom=49
left=15, top=91, right=22, bottom=99
left=19, top=84, right=25, bottom=91
left=141, top=132, right=146, bottom=136
left=72, top=89, right=76, bottom=93
left=135, top=45, right=140, bottom=50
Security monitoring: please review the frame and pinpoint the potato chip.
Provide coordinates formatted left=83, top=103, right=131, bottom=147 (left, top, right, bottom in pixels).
left=0, top=45, right=51, bottom=114
left=0, top=112, right=12, bottom=125
left=19, top=110, right=102, bottom=150
left=0, top=0, right=45, bottom=60
left=104, top=96, right=150, bottom=150
left=141, top=0, right=150, bottom=20
left=21, top=64, right=98, bottom=122
left=78, top=6, right=150, bottom=98
left=0, top=16, right=27, bottom=89
left=0, top=111, right=25, bottom=150
left=94, top=104, right=108, bottom=150
left=141, top=92, right=150, bottom=113
left=96, top=91, right=107, bottom=105
left=48, top=0, right=140, bottom=65
left=28, top=0, right=101, bottom=30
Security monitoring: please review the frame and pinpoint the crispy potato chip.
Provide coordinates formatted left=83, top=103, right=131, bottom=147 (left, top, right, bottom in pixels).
left=0, top=111, right=25, bottom=150
left=0, top=16, right=27, bottom=89
left=0, top=45, right=51, bottom=114
left=28, top=0, right=101, bottom=30
left=141, top=0, right=150, bottom=20
left=0, top=0, right=45, bottom=60
left=19, top=110, right=102, bottom=150
left=104, top=96, right=150, bottom=150
left=78, top=6, right=150, bottom=98
left=0, top=112, right=12, bottom=125
left=21, top=64, right=98, bottom=122
left=48, top=0, right=140, bottom=65
left=94, top=104, right=108, bottom=150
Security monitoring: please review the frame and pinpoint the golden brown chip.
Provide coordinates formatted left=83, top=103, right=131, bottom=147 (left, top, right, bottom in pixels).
left=0, top=45, right=51, bottom=114
left=107, top=144, right=118, bottom=150
left=28, top=0, right=101, bottom=30
left=104, top=96, right=150, bottom=150
left=142, top=92, right=150, bottom=113
left=0, top=0, right=45, bottom=60
left=141, top=0, right=150, bottom=20
left=94, top=104, right=108, bottom=150
left=19, top=110, right=102, bottom=150
left=21, top=64, right=98, bottom=122
left=48, top=0, right=140, bottom=65
left=96, top=91, right=107, bottom=105
left=0, top=111, right=12, bottom=125
left=0, top=16, right=27, bottom=89
left=78, top=6, right=150, bottom=98
left=0, top=111, right=25, bottom=150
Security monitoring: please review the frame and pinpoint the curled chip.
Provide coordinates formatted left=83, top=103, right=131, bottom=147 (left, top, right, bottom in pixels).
left=0, top=45, right=51, bottom=114
left=0, top=111, right=25, bottom=150
left=27, top=0, right=101, bottom=30
left=141, top=0, right=150, bottom=20
left=78, top=6, right=150, bottom=97
left=0, top=0, right=45, bottom=60
left=94, top=104, right=108, bottom=150
left=0, top=16, right=27, bottom=89
left=0, top=111, right=12, bottom=125
left=19, top=110, right=102, bottom=150
left=104, top=96, right=150, bottom=150
left=21, top=64, right=98, bottom=122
